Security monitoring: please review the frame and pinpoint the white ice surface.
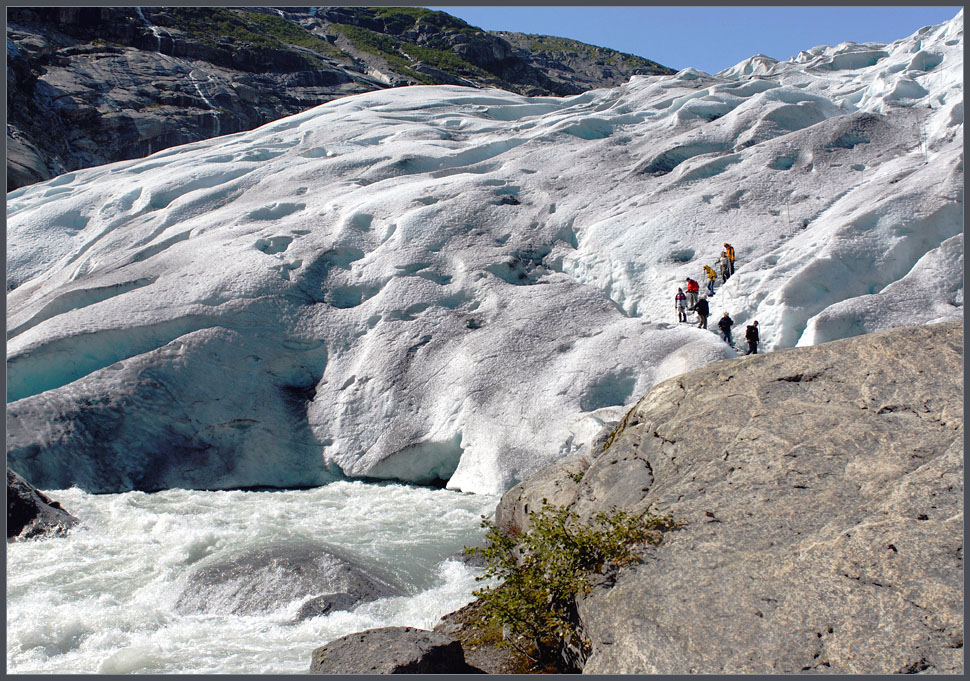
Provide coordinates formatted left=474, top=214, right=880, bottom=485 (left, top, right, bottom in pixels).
left=6, top=11, right=963, bottom=495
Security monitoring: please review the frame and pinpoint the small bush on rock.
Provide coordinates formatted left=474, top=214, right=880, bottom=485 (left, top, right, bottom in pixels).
left=466, top=503, right=678, bottom=671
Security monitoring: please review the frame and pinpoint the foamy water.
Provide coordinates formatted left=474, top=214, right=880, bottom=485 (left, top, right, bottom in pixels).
left=6, top=481, right=499, bottom=674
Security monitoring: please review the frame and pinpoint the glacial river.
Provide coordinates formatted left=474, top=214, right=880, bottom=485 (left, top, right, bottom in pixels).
left=6, top=481, right=498, bottom=674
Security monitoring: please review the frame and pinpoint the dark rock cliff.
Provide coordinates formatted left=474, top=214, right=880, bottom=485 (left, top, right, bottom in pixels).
left=7, top=467, right=79, bottom=541
left=491, top=322, right=963, bottom=674
left=6, top=6, right=674, bottom=190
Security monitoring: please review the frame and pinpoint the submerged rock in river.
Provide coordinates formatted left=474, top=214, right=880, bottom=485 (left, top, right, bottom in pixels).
left=494, top=322, right=964, bottom=674
left=6, top=467, right=79, bottom=541
left=293, top=592, right=362, bottom=622
left=176, top=541, right=402, bottom=616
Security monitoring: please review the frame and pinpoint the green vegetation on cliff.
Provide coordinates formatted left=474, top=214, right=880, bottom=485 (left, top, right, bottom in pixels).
left=330, top=23, right=433, bottom=83
left=164, top=8, right=342, bottom=59
left=331, top=22, right=492, bottom=84
left=466, top=504, right=679, bottom=671
left=497, top=31, right=673, bottom=73
left=372, top=6, right=479, bottom=35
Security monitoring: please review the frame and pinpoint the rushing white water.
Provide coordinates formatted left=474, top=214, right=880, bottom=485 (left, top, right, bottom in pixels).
left=6, top=481, right=498, bottom=674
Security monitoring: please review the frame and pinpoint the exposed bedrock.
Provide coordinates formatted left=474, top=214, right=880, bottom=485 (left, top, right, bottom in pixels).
left=494, top=322, right=963, bottom=674
left=175, top=541, right=402, bottom=617
left=6, top=467, right=79, bottom=541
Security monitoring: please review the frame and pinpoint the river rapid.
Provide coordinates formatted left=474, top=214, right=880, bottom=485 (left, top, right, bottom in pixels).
left=6, top=481, right=499, bottom=674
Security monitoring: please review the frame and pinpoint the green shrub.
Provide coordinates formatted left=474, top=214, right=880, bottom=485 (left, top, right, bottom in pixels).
left=466, top=503, right=678, bottom=670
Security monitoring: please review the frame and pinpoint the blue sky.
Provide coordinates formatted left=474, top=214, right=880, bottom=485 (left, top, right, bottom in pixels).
left=426, top=6, right=962, bottom=74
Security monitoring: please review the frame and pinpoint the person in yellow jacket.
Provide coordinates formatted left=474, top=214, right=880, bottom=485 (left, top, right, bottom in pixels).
left=703, top=264, right=717, bottom=295
left=723, top=242, right=736, bottom=274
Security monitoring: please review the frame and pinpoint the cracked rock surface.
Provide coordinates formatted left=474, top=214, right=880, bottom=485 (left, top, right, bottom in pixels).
left=496, top=321, right=963, bottom=674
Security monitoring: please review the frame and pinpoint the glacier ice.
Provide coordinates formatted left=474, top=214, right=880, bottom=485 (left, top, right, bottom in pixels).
left=6, top=12, right=963, bottom=494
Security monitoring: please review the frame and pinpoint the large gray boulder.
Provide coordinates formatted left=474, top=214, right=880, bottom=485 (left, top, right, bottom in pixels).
left=7, top=467, right=79, bottom=541
left=496, top=322, right=963, bottom=674
left=309, top=626, right=480, bottom=674
left=175, top=542, right=401, bottom=616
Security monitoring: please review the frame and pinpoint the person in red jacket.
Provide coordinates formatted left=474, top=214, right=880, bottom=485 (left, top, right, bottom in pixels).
left=685, top=277, right=699, bottom=310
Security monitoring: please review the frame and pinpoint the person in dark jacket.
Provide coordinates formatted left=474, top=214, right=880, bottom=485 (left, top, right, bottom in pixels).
left=717, top=311, right=734, bottom=346
left=694, top=295, right=710, bottom=329
left=745, top=320, right=760, bottom=354
left=675, top=287, right=688, bottom=322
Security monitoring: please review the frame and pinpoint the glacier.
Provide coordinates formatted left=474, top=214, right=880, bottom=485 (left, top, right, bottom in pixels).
left=6, top=11, right=963, bottom=495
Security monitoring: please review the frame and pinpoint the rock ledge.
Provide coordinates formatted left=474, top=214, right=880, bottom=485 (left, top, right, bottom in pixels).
left=495, top=322, right=964, bottom=674
left=309, top=626, right=481, bottom=674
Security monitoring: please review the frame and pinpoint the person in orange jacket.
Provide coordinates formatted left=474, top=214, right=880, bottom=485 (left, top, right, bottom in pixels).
left=723, top=242, right=736, bottom=274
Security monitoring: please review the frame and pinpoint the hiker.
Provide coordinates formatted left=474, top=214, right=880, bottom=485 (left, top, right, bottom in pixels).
left=694, top=295, right=710, bottom=329
left=724, top=242, right=736, bottom=274
left=685, top=277, right=699, bottom=310
left=675, top=287, right=688, bottom=323
left=717, top=310, right=734, bottom=346
left=703, top=264, right=717, bottom=295
left=718, top=250, right=731, bottom=283
left=745, top=320, right=760, bottom=355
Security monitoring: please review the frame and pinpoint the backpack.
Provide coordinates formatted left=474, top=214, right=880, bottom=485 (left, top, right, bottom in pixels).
left=725, top=244, right=735, bottom=260
left=746, top=324, right=759, bottom=341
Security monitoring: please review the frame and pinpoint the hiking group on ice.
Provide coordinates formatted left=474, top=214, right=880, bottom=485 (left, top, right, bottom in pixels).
left=673, top=240, right=760, bottom=353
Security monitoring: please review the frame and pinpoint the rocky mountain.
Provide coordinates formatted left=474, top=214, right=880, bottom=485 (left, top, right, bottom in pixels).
left=492, top=321, right=963, bottom=674
left=5, top=6, right=672, bottom=190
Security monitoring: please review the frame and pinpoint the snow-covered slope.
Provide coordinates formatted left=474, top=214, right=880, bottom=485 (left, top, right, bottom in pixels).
left=6, top=12, right=963, bottom=495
